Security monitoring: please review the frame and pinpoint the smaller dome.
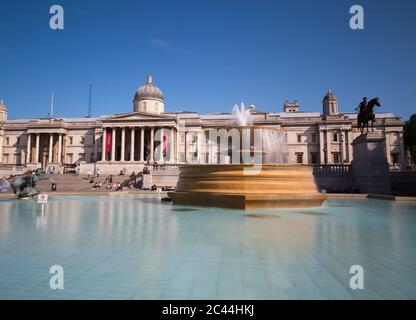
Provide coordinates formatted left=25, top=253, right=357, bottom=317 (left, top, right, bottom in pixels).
left=134, top=75, right=164, bottom=102
left=323, top=89, right=337, bottom=102
left=0, top=100, right=7, bottom=111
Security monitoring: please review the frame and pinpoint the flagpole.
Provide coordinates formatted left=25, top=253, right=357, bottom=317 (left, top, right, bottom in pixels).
left=50, top=91, right=54, bottom=118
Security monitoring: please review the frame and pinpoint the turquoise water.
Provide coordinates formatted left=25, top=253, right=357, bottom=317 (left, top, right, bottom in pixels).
left=0, top=195, right=415, bottom=300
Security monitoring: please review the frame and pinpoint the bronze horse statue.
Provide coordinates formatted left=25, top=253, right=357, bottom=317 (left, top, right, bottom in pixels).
left=356, top=97, right=381, bottom=133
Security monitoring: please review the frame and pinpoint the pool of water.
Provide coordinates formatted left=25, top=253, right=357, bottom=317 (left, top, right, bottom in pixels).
left=0, top=195, right=415, bottom=300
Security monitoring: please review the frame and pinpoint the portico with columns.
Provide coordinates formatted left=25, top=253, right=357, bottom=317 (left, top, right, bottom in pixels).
left=96, top=112, right=179, bottom=169
left=25, top=128, right=66, bottom=170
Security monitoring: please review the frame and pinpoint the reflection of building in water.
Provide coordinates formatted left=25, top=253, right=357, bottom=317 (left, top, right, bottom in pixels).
left=96, top=196, right=178, bottom=247
left=1, top=196, right=178, bottom=252
left=0, top=78, right=406, bottom=173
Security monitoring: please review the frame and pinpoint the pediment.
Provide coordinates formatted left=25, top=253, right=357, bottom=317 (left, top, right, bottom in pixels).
left=101, top=112, right=177, bottom=122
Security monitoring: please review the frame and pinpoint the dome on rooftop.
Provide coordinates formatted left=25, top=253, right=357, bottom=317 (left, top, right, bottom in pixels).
left=0, top=100, right=7, bottom=111
left=323, top=89, right=337, bottom=102
left=133, top=75, right=164, bottom=102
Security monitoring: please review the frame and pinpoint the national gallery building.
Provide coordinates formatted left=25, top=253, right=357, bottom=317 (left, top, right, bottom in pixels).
left=0, top=75, right=406, bottom=174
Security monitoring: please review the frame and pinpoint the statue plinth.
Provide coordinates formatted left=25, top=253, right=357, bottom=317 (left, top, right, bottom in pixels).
left=351, top=132, right=391, bottom=195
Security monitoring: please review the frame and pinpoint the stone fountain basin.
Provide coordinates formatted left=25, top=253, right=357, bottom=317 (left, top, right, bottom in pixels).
left=168, top=164, right=327, bottom=210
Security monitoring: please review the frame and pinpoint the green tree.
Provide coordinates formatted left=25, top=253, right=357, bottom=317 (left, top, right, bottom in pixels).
left=403, top=114, right=416, bottom=163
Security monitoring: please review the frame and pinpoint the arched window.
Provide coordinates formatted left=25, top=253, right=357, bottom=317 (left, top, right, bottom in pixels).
left=143, top=102, right=146, bottom=112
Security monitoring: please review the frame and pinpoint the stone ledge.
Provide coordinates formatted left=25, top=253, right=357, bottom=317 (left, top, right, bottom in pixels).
left=168, top=191, right=327, bottom=210
left=368, top=194, right=416, bottom=202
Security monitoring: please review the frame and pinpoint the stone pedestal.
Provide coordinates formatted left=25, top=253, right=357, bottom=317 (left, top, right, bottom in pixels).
left=142, top=173, right=153, bottom=190
left=351, top=133, right=391, bottom=195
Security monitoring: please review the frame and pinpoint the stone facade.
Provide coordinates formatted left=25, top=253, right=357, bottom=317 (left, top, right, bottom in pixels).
left=0, top=76, right=406, bottom=174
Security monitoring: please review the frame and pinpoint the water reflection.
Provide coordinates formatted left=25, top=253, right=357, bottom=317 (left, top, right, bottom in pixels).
left=0, top=195, right=179, bottom=250
left=0, top=196, right=416, bottom=299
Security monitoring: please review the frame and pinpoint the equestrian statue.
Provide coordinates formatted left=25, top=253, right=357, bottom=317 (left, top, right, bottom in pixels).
left=355, top=97, right=381, bottom=133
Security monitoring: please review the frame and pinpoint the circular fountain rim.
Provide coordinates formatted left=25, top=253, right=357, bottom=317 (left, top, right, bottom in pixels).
left=177, top=164, right=314, bottom=169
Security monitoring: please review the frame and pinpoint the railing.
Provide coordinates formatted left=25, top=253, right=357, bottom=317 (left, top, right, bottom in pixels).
left=313, top=164, right=351, bottom=174
left=150, top=164, right=184, bottom=172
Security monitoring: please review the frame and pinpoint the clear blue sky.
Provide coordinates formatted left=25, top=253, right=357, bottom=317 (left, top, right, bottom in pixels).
left=0, top=0, right=415, bottom=120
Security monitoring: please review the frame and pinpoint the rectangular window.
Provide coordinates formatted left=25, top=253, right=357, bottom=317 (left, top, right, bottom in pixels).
left=69, top=136, right=73, bottom=145
left=3, top=154, right=9, bottom=163
left=296, top=153, right=303, bottom=164
left=310, top=152, right=318, bottom=164
left=333, top=133, right=338, bottom=142
left=311, top=133, right=317, bottom=143
left=333, top=153, right=340, bottom=164
left=5, top=137, right=9, bottom=145
left=67, top=153, right=73, bottom=164
left=179, top=152, right=185, bottom=162
left=297, top=134, right=302, bottom=143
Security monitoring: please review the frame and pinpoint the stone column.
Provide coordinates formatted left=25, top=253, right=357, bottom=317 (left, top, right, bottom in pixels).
left=26, top=134, right=31, bottom=164
left=102, top=128, right=107, bottom=161
left=340, top=131, right=346, bottom=163
left=130, top=128, right=135, bottom=161
left=347, top=130, right=353, bottom=163
left=0, top=130, right=4, bottom=164
left=140, top=127, right=145, bottom=162
left=169, top=127, right=175, bottom=162
left=150, top=127, right=154, bottom=162
left=325, top=130, right=330, bottom=164
left=35, top=133, right=40, bottom=164
left=111, top=128, right=116, bottom=162
left=385, top=131, right=391, bottom=165
left=319, top=130, right=325, bottom=164
left=176, top=130, right=180, bottom=162
left=197, top=131, right=202, bottom=163
left=48, top=134, right=53, bottom=163
left=121, top=127, right=125, bottom=162
left=159, top=128, right=164, bottom=162
left=93, top=132, right=99, bottom=162
left=58, top=134, right=62, bottom=164
left=184, top=131, right=188, bottom=163
left=399, top=131, right=405, bottom=166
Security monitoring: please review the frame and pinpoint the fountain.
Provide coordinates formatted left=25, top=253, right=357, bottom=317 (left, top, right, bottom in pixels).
left=168, top=103, right=326, bottom=209
left=10, top=169, right=45, bottom=198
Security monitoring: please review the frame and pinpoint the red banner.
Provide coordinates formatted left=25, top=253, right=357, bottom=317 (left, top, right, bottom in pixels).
left=163, top=132, right=170, bottom=153
left=106, top=131, right=112, bottom=153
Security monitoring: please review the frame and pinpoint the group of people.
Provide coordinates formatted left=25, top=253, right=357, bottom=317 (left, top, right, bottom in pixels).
left=89, top=173, right=124, bottom=191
